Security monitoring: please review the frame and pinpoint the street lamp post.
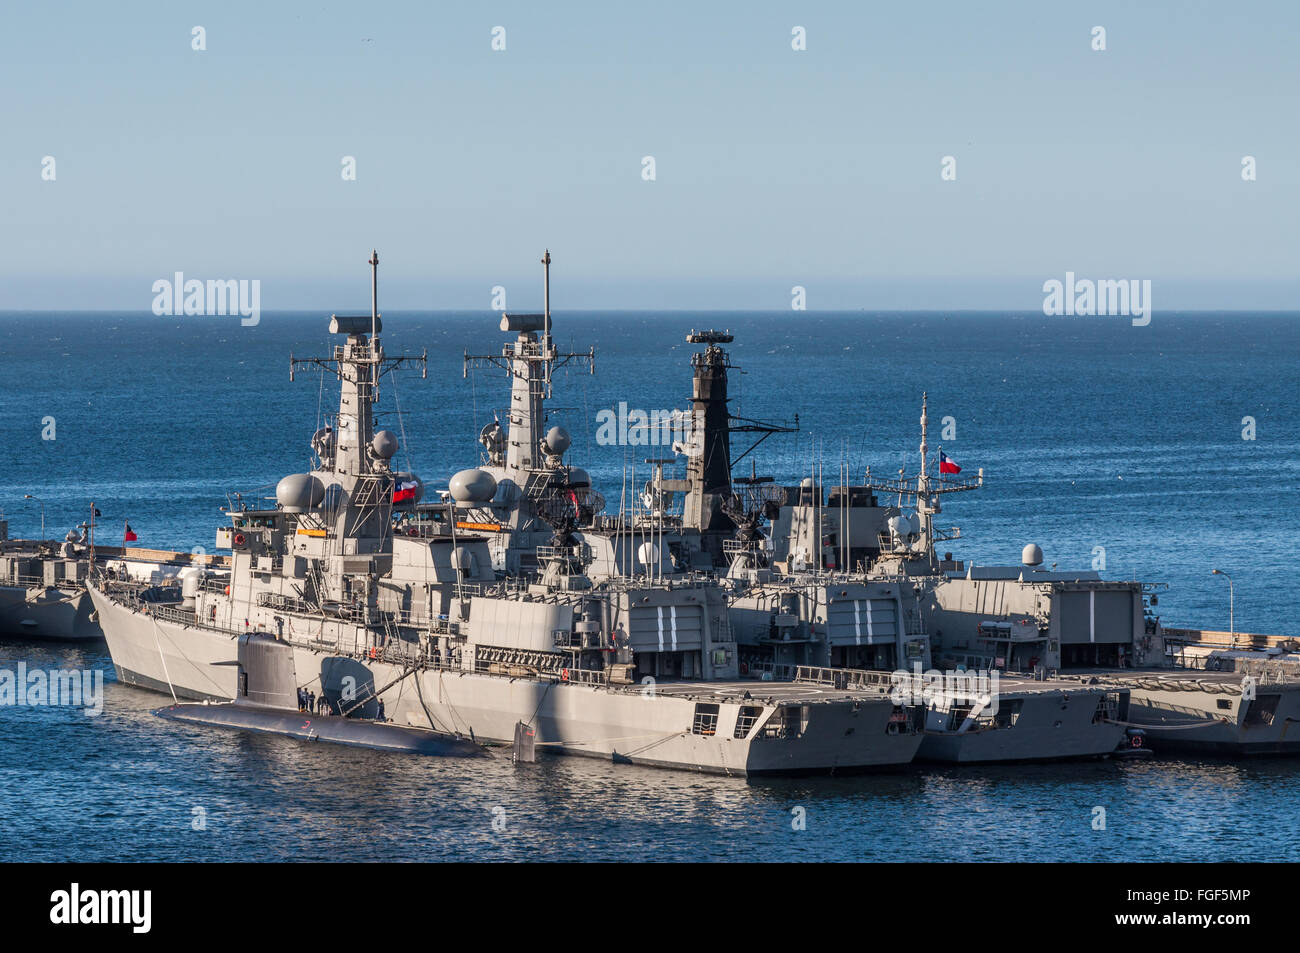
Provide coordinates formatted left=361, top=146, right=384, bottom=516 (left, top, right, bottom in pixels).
left=23, top=494, right=45, bottom=541
left=1212, top=569, right=1234, bottom=643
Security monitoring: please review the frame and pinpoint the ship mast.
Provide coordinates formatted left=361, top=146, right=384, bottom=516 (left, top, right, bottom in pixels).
left=370, top=249, right=379, bottom=342
left=918, top=392, right=932, bottom=550
left=861, top=393, right=985, bottom=567
left=542, top=249, right=552, bottom=396
left=287, top=251, right=428, bottom=605
left=463, top=251, right=594, bottom=483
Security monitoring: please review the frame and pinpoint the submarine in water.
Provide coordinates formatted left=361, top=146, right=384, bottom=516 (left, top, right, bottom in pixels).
left=154, top=631, right=486, bottom=759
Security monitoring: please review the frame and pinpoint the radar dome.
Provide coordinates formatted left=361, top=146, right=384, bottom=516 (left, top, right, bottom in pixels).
left=371, top=430, right=399, bottom=460
left=545, top=426, right=571, bottom=455
left=566, top=467, right=591, bottom=488
left=1022, top=543, right=1044, bottom=567
left=889, top=513, right=918, bottom=538
left=449, top=468, right=498, bottom=504
left=637, top=542, right=660, bottom=567
left=276, top=474, right=325, bottom=513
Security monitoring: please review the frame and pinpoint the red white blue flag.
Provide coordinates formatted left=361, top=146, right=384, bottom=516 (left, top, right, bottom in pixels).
left=393, top=479, right=419, bottom=503
left=939, top=451, right=961, bottom=475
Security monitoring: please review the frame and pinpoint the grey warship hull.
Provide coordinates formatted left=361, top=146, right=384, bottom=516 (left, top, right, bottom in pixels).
left=1060, top=669, right=1300, bottom=755
left=0, top=546, right=225, bottom=641
left=914, top=687, right=1124, bottom=764
left=90, top=584, right=922, bottom=776
left=0, top=584, right=98, bottom=641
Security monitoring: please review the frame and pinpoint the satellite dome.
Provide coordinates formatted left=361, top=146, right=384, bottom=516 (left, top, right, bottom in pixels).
left=276, top=474, right=325, bottom=513
left=637, top=542, right=660, bottom=567
left=371, top=430, right=399, bottom=459
left=545, top=426, right=571, bottom=455
left=565, top=467, right=591, bottom=488
left=1022, top=543, right=1044, bottom=567
left=449, top=468, right=498, bottom=504
left=888, top=514, right=917, bottom=537
left=800, top=477, right=814, bottom=489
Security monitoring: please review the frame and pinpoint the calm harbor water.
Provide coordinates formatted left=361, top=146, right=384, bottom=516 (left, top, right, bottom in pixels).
left=1, top=310, right=1297, bottom=861
left=4, top=638, right=1298, bottom=863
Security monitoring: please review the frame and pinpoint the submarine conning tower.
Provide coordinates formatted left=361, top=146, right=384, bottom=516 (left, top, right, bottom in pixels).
left=683, top=330, right=737, bottom=554
left=235, top=631, right=298, bottom=710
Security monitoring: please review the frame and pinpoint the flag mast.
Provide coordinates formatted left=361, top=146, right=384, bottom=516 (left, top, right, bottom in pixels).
left=369, top=249, right=379, bottom=343
left=918, top=393, right=933, bottom=558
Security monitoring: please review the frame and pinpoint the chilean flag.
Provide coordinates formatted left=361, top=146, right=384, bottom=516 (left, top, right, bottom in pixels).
left=393, top=478, right=419, bottom=503
left=939, top=451, right=961, bottom=475
left=124, top=522, right=138, bottom=542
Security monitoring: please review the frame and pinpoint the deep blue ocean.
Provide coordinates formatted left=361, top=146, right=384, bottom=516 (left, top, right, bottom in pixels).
left=1, top=310, right=1298, bottom=861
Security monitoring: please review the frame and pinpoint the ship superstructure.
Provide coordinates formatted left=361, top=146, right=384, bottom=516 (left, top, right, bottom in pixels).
left=811, top=395, right=1300, bottom=755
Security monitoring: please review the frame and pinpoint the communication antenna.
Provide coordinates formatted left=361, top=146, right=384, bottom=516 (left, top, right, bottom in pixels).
left=369, top=250, right=379, bottom=342
left=542, top=249, right=552, bottom=395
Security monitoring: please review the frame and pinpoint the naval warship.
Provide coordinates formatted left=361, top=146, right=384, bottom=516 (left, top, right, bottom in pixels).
left=779, top=394, right=1300, bottom=756
left=451, top=319, right=1131, bottom=763
left=88, top=252, right=922, bottom=775
left=0, top=515, right=217, bottom=641
left=645, top=338, right=1131, bottom=763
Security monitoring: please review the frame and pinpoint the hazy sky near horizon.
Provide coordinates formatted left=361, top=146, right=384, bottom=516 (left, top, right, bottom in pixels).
left=2, top=1, right=1297, bottom=311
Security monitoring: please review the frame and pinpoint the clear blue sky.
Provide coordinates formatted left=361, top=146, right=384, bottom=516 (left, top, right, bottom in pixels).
left=2, top=1, right=1296, bottom=310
